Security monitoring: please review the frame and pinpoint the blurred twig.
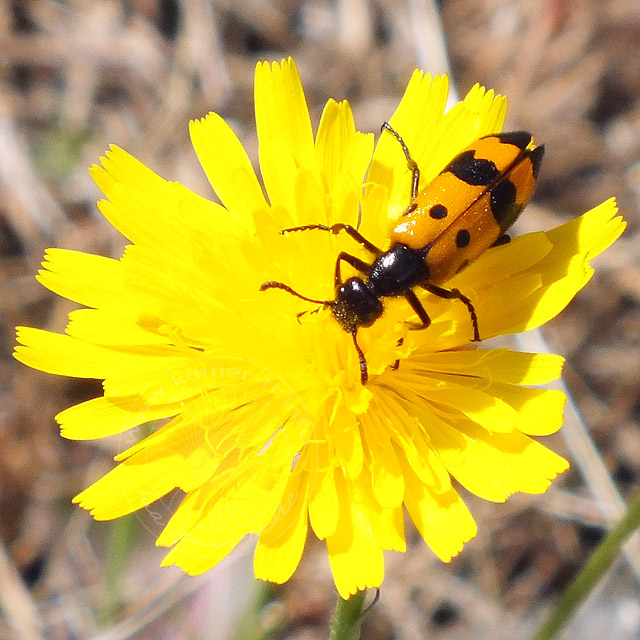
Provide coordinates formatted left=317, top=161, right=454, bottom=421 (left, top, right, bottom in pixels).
left=0, top=538, right=43, bottom=640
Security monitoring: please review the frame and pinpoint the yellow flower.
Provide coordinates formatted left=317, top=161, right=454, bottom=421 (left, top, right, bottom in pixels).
left=15, top=59, right=624, bottom=598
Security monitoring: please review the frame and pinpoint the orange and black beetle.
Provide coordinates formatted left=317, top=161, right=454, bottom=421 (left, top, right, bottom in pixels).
left=261, top=124, right=544, bottom=384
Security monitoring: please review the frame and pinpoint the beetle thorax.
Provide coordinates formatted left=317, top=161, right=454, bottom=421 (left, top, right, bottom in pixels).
left=369, top=244, right=429, bottom=297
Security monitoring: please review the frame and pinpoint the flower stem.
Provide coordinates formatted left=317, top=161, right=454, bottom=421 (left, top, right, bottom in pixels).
left=329, top=590, right=367, bottom=640
left=533, top=489, right=640, bottom=640
left=100, top=514, right=136, bottom=625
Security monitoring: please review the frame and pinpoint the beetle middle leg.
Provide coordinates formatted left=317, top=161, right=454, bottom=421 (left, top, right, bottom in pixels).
left=403, top=289, right=432, bottom=330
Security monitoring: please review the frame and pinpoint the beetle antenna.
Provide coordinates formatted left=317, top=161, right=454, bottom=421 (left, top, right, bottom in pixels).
left=260, top=281, right=326, bottom=305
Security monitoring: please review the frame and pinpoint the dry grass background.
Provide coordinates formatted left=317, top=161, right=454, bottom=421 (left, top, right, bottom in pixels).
left=1, top=1, right=639, bottom=639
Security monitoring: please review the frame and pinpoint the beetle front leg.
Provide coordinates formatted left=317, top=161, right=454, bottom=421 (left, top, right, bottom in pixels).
left=350, top=331, right=369, bottom=384
left=334, top=252, right=372, bottom=287
left=281, top=223, right=382, bottom=256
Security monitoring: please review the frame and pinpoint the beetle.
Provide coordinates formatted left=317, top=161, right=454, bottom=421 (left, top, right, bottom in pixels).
left=260, top=123, right=544, bottom=384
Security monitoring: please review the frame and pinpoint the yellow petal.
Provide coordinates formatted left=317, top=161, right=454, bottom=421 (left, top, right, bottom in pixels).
left=354, top=473, right=405, bottom=551
left=159, top=438, right=297, bottom=576
left=91, top=146, right=234, bottom=250
left=326, top=474, right=385, bottom=598
left=415, top=82, right=506, bottom=185
left=359, top=411, right=405, bottom=508
left=102, top=354, right=261, bottom=403
left=37, top=248, right=125, bottom=309
left=422, top=406, right=569, bottom=501
left=308, top=445, right=340, bottom=539
left=463, top=271, right=545, bottom=338
left=73, top=428, right=211, bottom=519
left=545, top=197, right=625, bottom=263
left=254, top=468, right=309, bottom=583
left=469, top=199, right=625, bottom=337
left=372, top=390, right=452, bottom=492
left=408, top=349, right=564, bottom=386
left=57, top=396, right=179, bottom=440
left=190, top=112, right=266, bottom=221
left=293, top=166, right=327, bottom=225
left=395, top=373, right=519, bottom=434
left=160, top=510, right=244, bottom=576
left=158, top=430, right=294, bottom=548
left=255, top=58, right=315, bottom=211
left=401, top=453, right=477, bottom=561
left=66, top=309, right=171, bottom=346
left=332, top=404, right=364, bottom=480
left=15, top=328, right=127, bottom=379
left=453, top=230, right=553, bottom=290
left=486, top=384, right=566, bottom=436
left=315, top=98, right=374, bottom=224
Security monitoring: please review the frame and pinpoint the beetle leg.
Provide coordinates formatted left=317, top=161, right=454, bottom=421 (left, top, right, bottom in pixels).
left=334, top=252, right=372, bottom=287
left=281, top=223, right=382, bottom=256
left=404, top=289, right=432, bottom=330
left=280, top=223, right=330, bottom=234
left=328, top=224, right=382, bottom=255
left=296, top=307, right=322, bottom=324
left=381, top=122, right=420, bottom=200
left=423, top=284, right=480, bottom=341
left=350, top=331, right=368, bottom=384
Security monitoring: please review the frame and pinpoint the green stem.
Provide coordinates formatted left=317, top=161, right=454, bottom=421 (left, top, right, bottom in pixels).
left=533, top=489, right=640, bottom=640
left=100, top=514, right=136, bottom=625
left=234, top=582, right=282, bottom=640
left=329, top=590, right=367, bottom=640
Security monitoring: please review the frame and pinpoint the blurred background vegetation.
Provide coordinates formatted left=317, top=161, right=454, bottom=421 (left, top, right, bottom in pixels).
left=1, top=1, right=639, bottom=638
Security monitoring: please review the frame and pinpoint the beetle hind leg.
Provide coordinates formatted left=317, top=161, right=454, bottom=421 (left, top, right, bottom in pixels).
left=422, top=284, right=481, bottom=341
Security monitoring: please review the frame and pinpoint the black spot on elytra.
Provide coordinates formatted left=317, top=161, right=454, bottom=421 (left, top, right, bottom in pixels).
left=429, top=204, right=448, bottom=219
left=446, top=150, right=499, bottom=186
left=456, top=229, right=471, bottom=248
left=492, top=131, right=532, bottom=150
left=493, top=234, right=511, bottom=247
left=490, top=179, right=518, bottom=225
